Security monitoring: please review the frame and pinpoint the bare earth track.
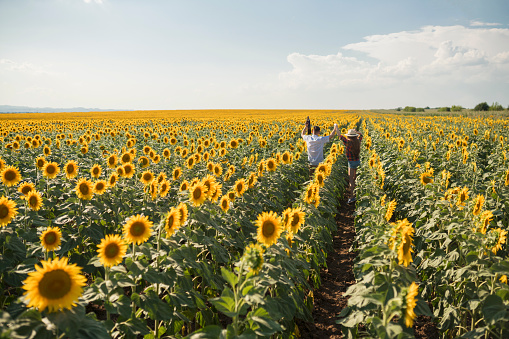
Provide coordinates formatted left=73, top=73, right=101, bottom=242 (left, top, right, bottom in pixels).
left=298, top=195, right=439, bottom=339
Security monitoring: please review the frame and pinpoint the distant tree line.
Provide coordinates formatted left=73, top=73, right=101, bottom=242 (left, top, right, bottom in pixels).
left=395, top=102, right=508, bottom=112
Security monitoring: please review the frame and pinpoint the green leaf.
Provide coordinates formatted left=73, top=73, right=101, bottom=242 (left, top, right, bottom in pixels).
left=220, top=267, right=238, bottom=288
left=482, top=294, right=508, bottom=325
left=209, top=287, right=237, bottom=318
left=186, top=325, right=225, bottom=339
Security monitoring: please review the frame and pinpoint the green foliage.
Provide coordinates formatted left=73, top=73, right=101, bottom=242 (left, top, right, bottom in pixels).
left=489, top=102, right=504, bottom=111
left=438, top=107, right=450, bottom=112
left=474, top=102, right=490, bottom=111
left=403, top=106, right=416, bottom=112
left=451, top=105, right=462, bottom=112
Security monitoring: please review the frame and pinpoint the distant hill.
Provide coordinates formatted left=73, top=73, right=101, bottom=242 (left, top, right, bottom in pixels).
left=0, top=105, right=123, bottom=113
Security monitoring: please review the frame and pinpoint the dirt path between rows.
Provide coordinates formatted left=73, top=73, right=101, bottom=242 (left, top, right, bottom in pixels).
left=298, top=194, right=439, bottom=339
left=298, top=197, right=356, bottom=338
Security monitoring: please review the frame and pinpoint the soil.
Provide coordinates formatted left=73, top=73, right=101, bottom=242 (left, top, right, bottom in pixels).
left=297, top=196, right=356, bottom=339
left=297, top=195, right=439, bottom=339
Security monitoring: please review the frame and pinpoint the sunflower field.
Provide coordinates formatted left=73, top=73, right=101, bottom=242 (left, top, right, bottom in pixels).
left=338, top=114, right=509, bottom=338
left=0, top=110, right=356, bottom=338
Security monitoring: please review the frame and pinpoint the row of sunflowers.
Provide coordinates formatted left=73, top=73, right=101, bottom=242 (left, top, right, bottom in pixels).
left=0, top=111, right=354, bottom=338
left=339, top=114, right=509, bottom=338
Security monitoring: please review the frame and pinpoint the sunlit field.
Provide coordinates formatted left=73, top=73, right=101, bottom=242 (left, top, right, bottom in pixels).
left=0, top=110, right=508, bottom=338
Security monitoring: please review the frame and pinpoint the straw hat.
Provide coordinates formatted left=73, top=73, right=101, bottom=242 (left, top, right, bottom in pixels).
left=346, top=129, right=358, bottom=137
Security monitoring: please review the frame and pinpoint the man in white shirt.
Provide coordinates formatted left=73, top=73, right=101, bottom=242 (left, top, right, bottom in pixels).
left=301, top=123, right=337, bottom=177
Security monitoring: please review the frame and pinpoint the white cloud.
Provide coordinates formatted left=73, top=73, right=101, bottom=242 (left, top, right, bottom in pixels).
left=276, top=25, right=509, bottom=107
left=0, top=59, right=57, bottom=76
left=470, top=20, right=501, bottom=27
left=83, top=0, right=103, bottom=4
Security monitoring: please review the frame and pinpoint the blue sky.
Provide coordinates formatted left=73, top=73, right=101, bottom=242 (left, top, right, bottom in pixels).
left=1, top=0, right=508, bottom=110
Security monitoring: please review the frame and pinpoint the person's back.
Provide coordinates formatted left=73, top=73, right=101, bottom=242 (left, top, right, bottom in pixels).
left=301, top=124, right=337, bottom=177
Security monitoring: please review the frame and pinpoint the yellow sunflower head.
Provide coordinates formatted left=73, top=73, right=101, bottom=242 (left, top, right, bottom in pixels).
left=108, top=172, right=118, bottom=188
left=213, top=164, right=223, bottom=176
left=189, top=182, right=208, bottom=206
left=26, top=191, right=43, bottom=211
left=163, top=148, right=171, bottom=159
left=164, top=208, right=181, bottom=238
left=404, top=282, right=419, bottom=328
left=173, top=167, right=182, bottom=180
left=122, top=163, right=135, bottom=178
left=18, top=182, right=36, bottom=196
left=289, top=208, right=305, bottom=234
left=40, top=226, right=62, bottom=252
left=22, top=256, right=87, bottom=313
left=97, top=234, right=127, bottom=267
left=0, top=196, right=18, bottom=227
left=266, top=158, right=277, bottom=172
left=120, top=152, right=132, bottom=164
left=90, top=164, right=102, bottom=179
left=107, top=154, right=118, bottom=169
left=177, top=203, right=188, bottom=225
left=75, top=178, right=94, bottom=200
left=122, top=214, right=153, bottom=245
left=219, top=195, right=230, bottom=212
left=93, top=180, right=108, bottom=195
left=472, top=194, right=485, bottom=216
left=64, top=160, right=79, bottom=179
left=140, top=170, right=155, bottom=186
left=234, top=178, right=247, bottom=197
left=255, top=211, right=282, bottom=247
left=35, top=157, right=47, bottom=169
left=159, top=180, right=170, bottom=198
left=1, top=165, right=22, bottom=187
left=420, top=172, right=433, bottom=185
left=179, top=180, right=189, bottom=192
left=138, top=156, right=150, bottom=169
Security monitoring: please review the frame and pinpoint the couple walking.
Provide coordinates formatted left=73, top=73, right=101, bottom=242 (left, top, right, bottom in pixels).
left=301, top=120, right=362, bottom=204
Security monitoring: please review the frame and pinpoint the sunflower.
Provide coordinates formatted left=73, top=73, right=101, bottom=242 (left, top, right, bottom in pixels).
left=149, top=180, right=158, bottom=200
left=385, top=200, right=397, bottom=222
left=97, top=234, right=127, bottom=267
left=18, top=182, right=36, bottom=196
left=472, top=194, right=485, bottom=216
left=189, top=182, right=208, bottom=207
left=164, top=208, right=181, bottom=238
left=289, top=208, right=305, bottom=234
left=22, top=256, right=87, bottom=313
left=404, top=282, right=418, bottom=328
left=380, top=194, right=387, bottom=207
left=219, top=195, right=230, bottom=212
left=315, top=172, right=325, bottom=187
left=123, top=214, right=153, bottom=245
left=159, top=180, right=170, bottom=198
left=63, top=160, right=79, bottom=179
left=242, top=243, right=264, bottom=275
left=281, top=151, right=291, bottom=164
left=75, top=178, right=94, bottom=200
left=213, top=164, right=223, bottom=176
left=177, top=203, right=188, bottom=225
left=163, top=148, right=171, bottom=159
left=229, top=139, right=238, bottom=149
left=120, top=152, right=132, bottom=164
left=122, top=163, right=135, bottom=178
left=234, top=178, right=247, bottom=197
left=1, top=165, right=22, bottom=187
left=420, top=172, right=433, bottom=185
left=138, top=156, right=150, bottom=169
left=108, top=172, right=118, bottom=188
left=500, top=275, right=508, bottom=284
left=201, top=175, right=217, bottom=198
left=106, top=154, right=118, bottom=169
left=40, top=226, right=62, bottom=252
left=207, top=162, right=214, bottom=172
left=490, top=228, right=507, bottom=254
left=247, top=172, right=258, bottom=188
left=140, top=170, right=155, bottom=186
left=34, top=157, right=45, bottom=171
left=93, top=180, right=108, bottom=195
left=89, top=164, right=101, bottom=179
left=173, top=167, right=182, bottom=180
left=226, top=190, right=236, bottom=202
left=26, top=191, right=43, bottom=211
left=505, top=169, right=509, bottom=186
left=0, top=196, right=18, bottom=227
left=255, top=211, right=282, bottom=247
left=282, top=207, right=293, bottom=230
left=456, top=186, right=469, bottom=208
left=398, top=224, right=414, bottom=267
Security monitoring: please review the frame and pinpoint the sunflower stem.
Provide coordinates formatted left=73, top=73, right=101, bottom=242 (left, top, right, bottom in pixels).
left=105, top=266, right=110, bottom=321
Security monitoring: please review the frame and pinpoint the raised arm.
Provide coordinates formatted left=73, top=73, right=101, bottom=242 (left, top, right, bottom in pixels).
left=301, top=125, right=307, bottom=138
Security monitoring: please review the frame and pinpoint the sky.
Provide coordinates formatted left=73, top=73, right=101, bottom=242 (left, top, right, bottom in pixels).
left=1, top=0, right=508, bottom=110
